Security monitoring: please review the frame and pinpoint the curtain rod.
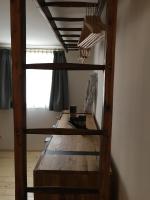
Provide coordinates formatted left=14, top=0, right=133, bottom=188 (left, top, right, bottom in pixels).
left=26, top=48, right=63, bottom=53
left=0, top=44, right=63, bottom=52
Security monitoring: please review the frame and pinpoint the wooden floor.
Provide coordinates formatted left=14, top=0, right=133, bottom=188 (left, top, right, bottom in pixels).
left=0, top=151, right=40, bottom=200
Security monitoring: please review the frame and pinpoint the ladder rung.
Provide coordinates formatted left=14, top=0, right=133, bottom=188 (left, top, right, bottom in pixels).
left=64, top=40, right=79, bottom=42
left=49, top=17, right=84, bottom=22
left=25, top=63, right=106, bottom=70
left=27, top=186, right=99, bottom=194
left=66, top=46, right=78, bottom=48
left=61, top=34, right=80, bottom=37
left=26, top=128, right=105, bottom=136
left=56, top=28, right=82, bottom=31
left=65, top=44, right=78, bottom=46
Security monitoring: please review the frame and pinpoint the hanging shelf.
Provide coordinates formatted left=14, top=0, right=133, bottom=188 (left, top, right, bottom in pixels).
left=78, top=15, right=106, bottom=49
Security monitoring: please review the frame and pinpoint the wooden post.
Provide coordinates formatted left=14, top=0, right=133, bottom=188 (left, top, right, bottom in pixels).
left=99, top=0, right=118, bottom=200
left=10, top=0, right=27, bottom=200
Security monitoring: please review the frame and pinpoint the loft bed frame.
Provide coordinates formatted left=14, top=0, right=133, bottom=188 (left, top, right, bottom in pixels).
left=10, top=0, right=118, bottom=200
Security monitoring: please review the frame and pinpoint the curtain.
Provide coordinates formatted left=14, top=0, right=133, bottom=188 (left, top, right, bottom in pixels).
left=49, top=51, right=69, bottom=112
left=0, top=49, right=12, bottom=109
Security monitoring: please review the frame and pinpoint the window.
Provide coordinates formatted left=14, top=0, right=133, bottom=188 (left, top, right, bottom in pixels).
left=26, top=50, right=53, bottom=108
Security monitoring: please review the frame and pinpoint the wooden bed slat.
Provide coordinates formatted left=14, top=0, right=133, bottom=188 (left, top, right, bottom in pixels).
left=61, top=34, right=80, bottom=37
left=56, top=28, right=82, bottom=31
left=36, top=0, right=67, bottom=50
left=49, top=17, right=84, bottom=22
left=25, top=63, right=106, bottom=70
left=27, top=186, right=99, bottom=194
left=64, top=40, right=79, bottom=42
left=26, top=128, right=104, bottom=136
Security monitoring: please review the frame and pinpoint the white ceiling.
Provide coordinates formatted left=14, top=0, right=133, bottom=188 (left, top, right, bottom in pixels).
left=0, top=0, right=61, bottom=48
left=0, top=0, right=98, bottom=48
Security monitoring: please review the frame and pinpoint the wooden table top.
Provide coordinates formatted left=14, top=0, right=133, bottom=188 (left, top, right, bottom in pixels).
left=35, top=113, right=100, bottom=172
left=56, top=113, right=98, bottom=130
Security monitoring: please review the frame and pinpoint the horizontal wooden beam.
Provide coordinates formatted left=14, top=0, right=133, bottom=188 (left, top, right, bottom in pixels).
left=27, top=186, right=99, bottom=194
left=65, top=44, right=78, bottom=46
left=25, top=63, right=106, bottom=70
left=42, top=2, right=98, bottom=7
left=26, top=128, right=105, bottom=136
left=50, top=17, right=84, bottom=22
left=64, top=40, right=79, bottom=43
left=61, top=34, right=80, bottom=37
left=56, top=28, right=82, bottom=31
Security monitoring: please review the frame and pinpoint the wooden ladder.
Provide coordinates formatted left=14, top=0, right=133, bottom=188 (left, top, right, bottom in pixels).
left=10, top=0, right=118, bottom=200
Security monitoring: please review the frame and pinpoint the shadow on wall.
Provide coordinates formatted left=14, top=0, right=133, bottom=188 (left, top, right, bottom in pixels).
left=111, top=158, right=129, bottom=200
left=129, top=0, right=149, bottom=20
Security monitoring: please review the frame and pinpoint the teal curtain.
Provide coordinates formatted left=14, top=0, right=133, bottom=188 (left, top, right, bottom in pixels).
left=49, top=51, right=69, bottom=112
left=0, top=49, right=12, bottom=109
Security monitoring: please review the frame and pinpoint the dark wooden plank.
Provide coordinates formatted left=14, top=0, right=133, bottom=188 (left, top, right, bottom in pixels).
left=99, top=0, right=118, bottom=200
left=25, top=63, right=106, bottom=70
left=61, top=34, right=80, bottom=37
left=34, top=137, right=100, bottom=173
left=56, top=28, right=82, bottom=31
left=27, top=186, right=99, bottom=194
left=26, top=128, right=105, bottom=136
left=64, top=40, right=79, bottom=43
left=65, top=43, right=78, bottom=45
left=50, top=17, right=84, bottom=22
left=33, top=173, right=98, bottom=200
left=10, top=0, right=27, bottom=200
left=36, top=0, right=66, bottom=50
left=65, top=45, right=78, bottom=48
left=42, top=1, right=98, bottom=7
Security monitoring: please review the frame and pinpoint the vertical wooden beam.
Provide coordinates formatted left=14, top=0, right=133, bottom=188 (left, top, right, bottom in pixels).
left=10, top=0, right=27, bottom=200
left=99, top=0, right=118, bottom=200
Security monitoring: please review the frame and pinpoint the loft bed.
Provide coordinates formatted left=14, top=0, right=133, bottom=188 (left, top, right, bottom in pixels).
left=35, top=0, right=99, bottom=52
left=10, top=0, right=118, bottom=200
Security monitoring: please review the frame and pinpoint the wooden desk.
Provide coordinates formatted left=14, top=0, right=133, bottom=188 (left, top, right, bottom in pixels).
left=56, top=113, right=98, bottom=129
left=34, top=113, right=100, bottom=200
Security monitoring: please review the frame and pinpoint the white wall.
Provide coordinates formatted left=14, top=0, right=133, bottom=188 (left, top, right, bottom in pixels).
left=66, top=51, right=94, bottom=112
left=93, top=40, right=105, bottom=128
left=112, top=0, right=150, bottom=199
left=0, top=51, right=93, bottom=150
left=0, top=109, right=58, bottom=150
